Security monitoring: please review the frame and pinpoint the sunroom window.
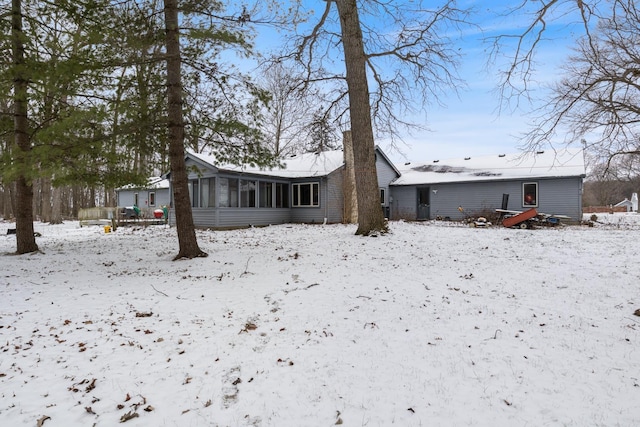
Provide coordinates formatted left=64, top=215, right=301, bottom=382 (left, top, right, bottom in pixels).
left=240, top=180, right=257, bottom=207
left=219, top=178, right=238, bottom=207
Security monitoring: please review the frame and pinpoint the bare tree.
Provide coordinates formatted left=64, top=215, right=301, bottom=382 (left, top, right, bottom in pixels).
left=333, top=0, right=385, bottom=234
left=289, top=0, right=469, bottom=235
left=306, top=107, right=340, bottom=153
left=259, top=61, right=314, bottom=156
left=488, top=0, right=640, bottom=168
left=523, top=1, right=640, bottom=167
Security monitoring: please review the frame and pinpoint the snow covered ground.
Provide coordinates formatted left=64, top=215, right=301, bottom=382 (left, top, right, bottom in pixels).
left=1, top=213, right=639, bottom=426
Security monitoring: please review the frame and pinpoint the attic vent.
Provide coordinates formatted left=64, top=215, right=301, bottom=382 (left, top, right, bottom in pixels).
left=433, top=160, right=439, bottom=163
left=498, top=154, right=506, bottom=157
left=464, top=157, right=471, bottom=160
left=536, top=150, right=545, bottom=154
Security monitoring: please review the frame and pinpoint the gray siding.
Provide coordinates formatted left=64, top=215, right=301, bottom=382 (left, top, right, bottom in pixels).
left=290, top=177, right=336, bottom=224
left=326, top=170, right=344, bottom=223
left=389, top=186, right=418, bottom=220
left=390, top=177, right=583, bottom=221
left=376, top=155, right=398, bottom=207
left=117, top=188, right=171, bottom=215
left=536, top=177, right=583, bottom=219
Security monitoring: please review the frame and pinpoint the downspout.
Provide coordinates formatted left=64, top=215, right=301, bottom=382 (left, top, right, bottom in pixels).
left=324, top=177, right=328, bottom=224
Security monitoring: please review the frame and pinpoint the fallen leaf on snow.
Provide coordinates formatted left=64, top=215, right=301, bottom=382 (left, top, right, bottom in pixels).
left=135, top=312, right=153, bottom=317
left=36, top=415, right=51, bottom=427
left=119, top=411, right=139, bottom=423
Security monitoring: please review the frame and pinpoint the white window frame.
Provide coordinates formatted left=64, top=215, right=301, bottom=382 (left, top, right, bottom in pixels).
left=522, top=182, right=538, bottom=208
left=292, top=182, right=320, bottom=207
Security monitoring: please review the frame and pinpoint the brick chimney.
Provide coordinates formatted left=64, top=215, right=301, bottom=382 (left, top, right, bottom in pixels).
left=342, top=130, right=358, bottom=223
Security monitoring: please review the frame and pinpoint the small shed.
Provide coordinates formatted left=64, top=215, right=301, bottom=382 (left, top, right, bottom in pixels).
left=614, top=198, right=634, bottom=212
left=389, top=149, right=586, bottom=221
left=116, top=177, right=171, bottom=217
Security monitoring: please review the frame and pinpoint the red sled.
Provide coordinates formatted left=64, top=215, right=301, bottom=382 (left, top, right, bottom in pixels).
left=502, top=208, right=537, bottom=228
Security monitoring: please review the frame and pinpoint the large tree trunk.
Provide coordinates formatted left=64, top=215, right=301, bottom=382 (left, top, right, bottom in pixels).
left=12, top=0, right=39, bottom=254
left=163, top=0, right=207, bottom=260
left=335, top=0, right=386, bottom=235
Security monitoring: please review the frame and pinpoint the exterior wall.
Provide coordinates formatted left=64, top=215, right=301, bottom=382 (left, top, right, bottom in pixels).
left=289, top=177, right=336, bottom=224
left=326, top=170, right=345, bottom=223
left=389, top=185, right=418, bottom=220
left=191, top=207, right=291, bottom=228
left=390, top=177, right=584, bottom=221
left=178, top=161, right=293, bottom=228
left=376, top=154, right=399, bottom=212
left=117, top=188, right=171, bottom=216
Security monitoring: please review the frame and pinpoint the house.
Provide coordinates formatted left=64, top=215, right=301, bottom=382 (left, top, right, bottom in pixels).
left=128, top=146, right=585, bottom=228
left=614, top=198, right=633, bottom=212
left=116, top=176, right=171, bottom=217
left=166, top=147, right=400, bottom=228
left=389, top=149, right=586, bottom=221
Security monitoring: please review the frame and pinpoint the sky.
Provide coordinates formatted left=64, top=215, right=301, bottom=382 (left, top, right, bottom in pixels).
left=247, top=1, right=592, bottom=164
left=392, top=2, right=584, bottom=164
left=1, top=215, right=639, bottom=426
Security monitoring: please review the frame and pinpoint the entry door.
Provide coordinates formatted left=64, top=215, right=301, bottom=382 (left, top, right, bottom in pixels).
left=417, top=187, right=430, bottom=220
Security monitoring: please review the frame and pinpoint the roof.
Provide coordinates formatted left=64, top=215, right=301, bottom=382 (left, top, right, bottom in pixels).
left=391, top=148, right=586, bottom=186
left=117, top=176, right=170, bottom=191
left=614, top=198, right=632, bottom=207
left=188, top=150, right=346, bottom=178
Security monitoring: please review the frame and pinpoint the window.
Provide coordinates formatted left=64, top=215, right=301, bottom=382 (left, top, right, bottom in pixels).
left=523, top=182, right=538, bottom=207
left=276, top=183, right=289, bottom=208
left=259, top=182, right=273, bottom=208
left=200, top=178, right=215, bottom=208
left=240, top=180, right=256, bottom=207
left=149, top=192, right=156, bottom=207
left=219, top=178, right=238, bottom=207
left=134, top=193, right=139, bottom=206
left=380, top=188, right=386, bottom=205
left=292, top=182, right=319, bottom=207
left=188, top=180, right=199, bottom=207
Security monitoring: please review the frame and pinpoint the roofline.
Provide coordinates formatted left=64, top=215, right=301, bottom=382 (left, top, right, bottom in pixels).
left=374, top=145, right=401, bottom=177
left=390, top=173, right=586, bottom=186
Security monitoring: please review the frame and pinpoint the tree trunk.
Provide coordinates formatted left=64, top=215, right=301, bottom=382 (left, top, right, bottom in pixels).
left=163, top=0, right=207, bottom=260
left=335, top=0, right=386, bottom=235
left=12, top=0, right=39, bottom=253
left=41, top=176, right=52, bottom=223
left=51, top=185, right=63, bottom=224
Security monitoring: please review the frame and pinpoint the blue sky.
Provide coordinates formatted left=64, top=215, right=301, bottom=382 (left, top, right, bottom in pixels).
left=247, top=1, right=590, bottom=163
left=382, top=1, right=588, bottom=163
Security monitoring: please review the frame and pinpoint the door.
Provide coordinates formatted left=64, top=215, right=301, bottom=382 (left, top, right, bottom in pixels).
left=417, top=187, right=430, bottom=220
